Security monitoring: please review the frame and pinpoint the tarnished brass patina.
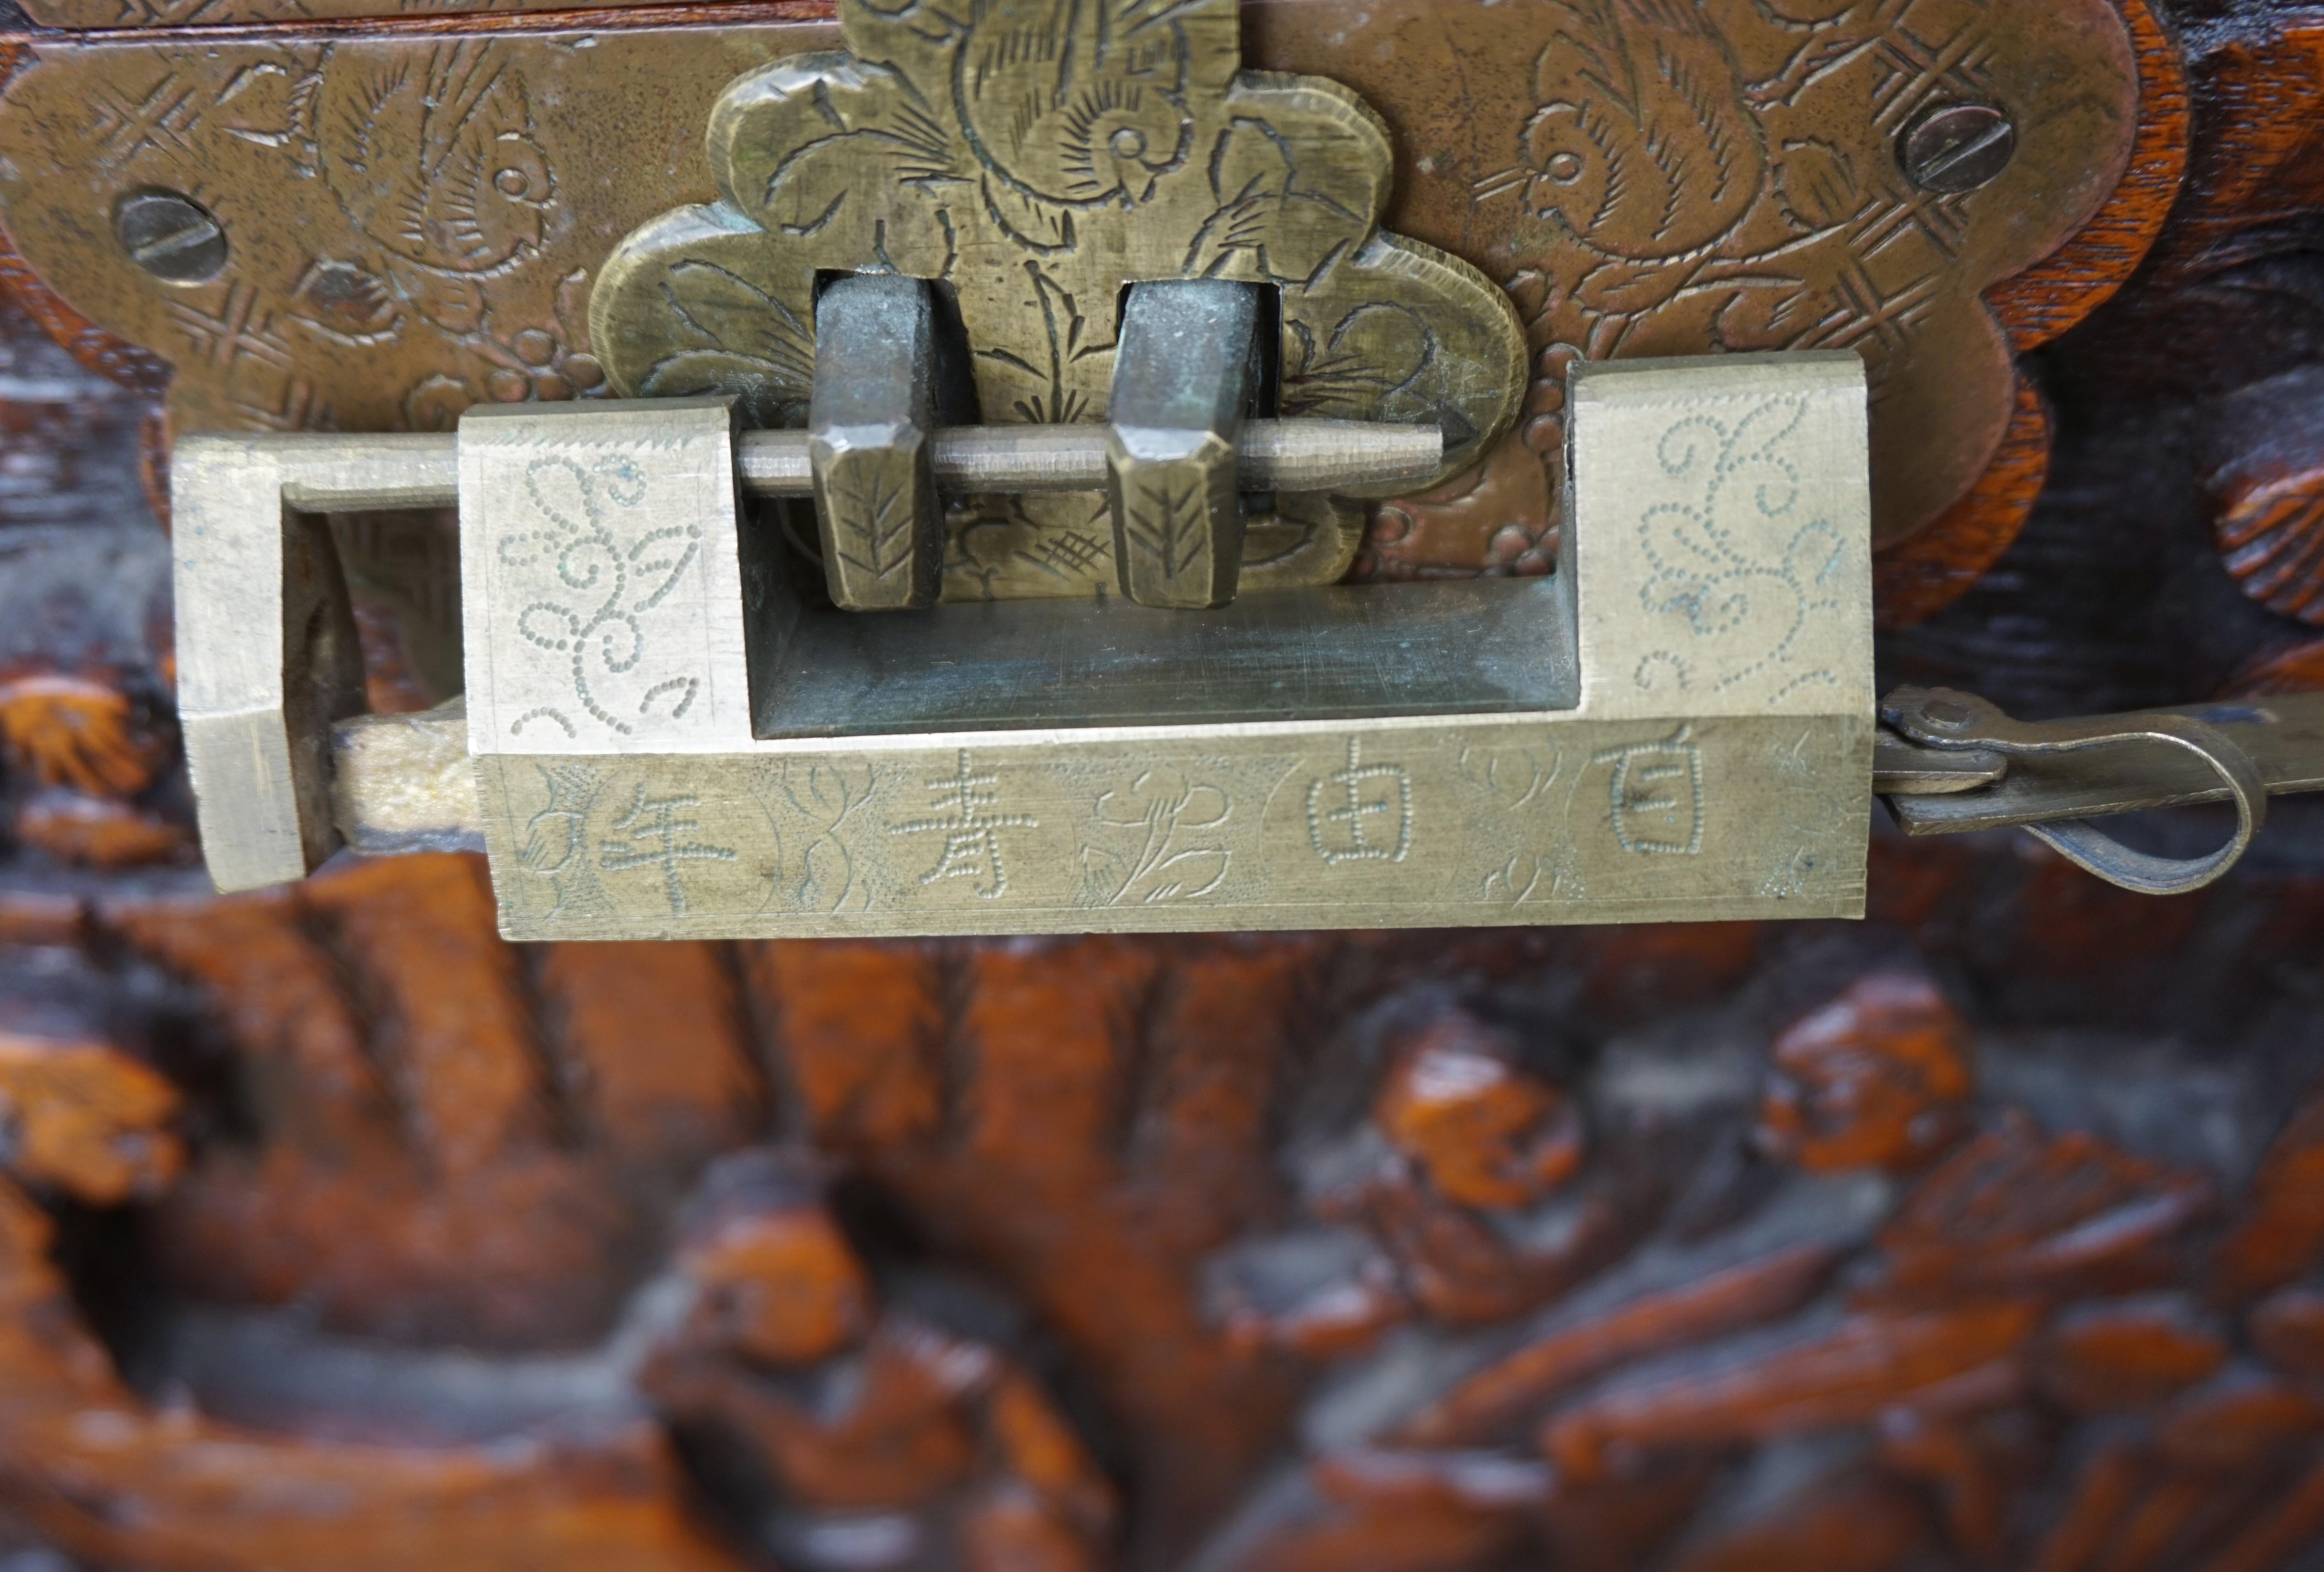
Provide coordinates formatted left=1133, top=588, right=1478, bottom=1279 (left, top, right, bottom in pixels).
left=1881, top=687, right=2324, bottom=896
left=0, top=0, right=2138, bottom=567
left=0, top=22, right=839, bottom=434
left=17, top=0, right=682, bottom=26
left=1103, top=281, right=1267, bottom=608
left=172, top=408, right=1445, bottom=884
left=1245, top=0, right=2143, bottom=563
left=806, top=274, right=955, bottom=612
left=586, top=0, right=1524, bottom=601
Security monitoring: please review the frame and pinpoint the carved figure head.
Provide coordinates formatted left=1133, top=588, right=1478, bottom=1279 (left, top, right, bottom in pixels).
left=1756, top=972, right=1974, bottom=1173
left=676, top=1151, right=875, bottom=1367
left=1374, top=1011, right=1585, bottom=1210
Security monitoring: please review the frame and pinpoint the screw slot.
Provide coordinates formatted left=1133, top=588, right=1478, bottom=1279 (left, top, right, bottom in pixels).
left=1900, top=103, right=2017, bottom=194
left=1921, top=699, right=1974, bottom=730
left=115, top=190, right=228, bottom=285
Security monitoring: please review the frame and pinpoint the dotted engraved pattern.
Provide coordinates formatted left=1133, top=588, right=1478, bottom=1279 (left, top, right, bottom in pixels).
left=1593, top=725, right=1706, bottom=857
left=493, top=448, right=706, bottom=741
left=586, top=0, right=1527, bottom=602
left=1630, top=395, right=1852, bottom=705
left=597, top=783, right=737, bottom=915
left=1306, top=739, right=1414, bottom=867
left=513, top=762, right=737, bottom=919
left=888, top=751, right=1039, bottom=900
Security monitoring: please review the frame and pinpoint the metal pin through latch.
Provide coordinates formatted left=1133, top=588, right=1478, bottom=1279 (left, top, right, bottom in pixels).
left=799, top=274, right=1433, bottom=612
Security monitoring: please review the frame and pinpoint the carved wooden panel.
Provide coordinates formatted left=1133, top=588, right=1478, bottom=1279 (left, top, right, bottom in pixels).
left=5, top=846, right=2324, bottom=1571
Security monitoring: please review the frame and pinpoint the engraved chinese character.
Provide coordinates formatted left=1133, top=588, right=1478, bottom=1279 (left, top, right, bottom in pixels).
left=889, top=751, right=1038, bottom=899
left=1306, top=738, right=1414, bottom=867
left=1593, top=726, right=1705, bottom=856
left=599, top=782, right=738, bottom=915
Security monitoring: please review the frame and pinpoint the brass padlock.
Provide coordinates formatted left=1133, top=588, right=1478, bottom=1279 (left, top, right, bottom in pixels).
left=168, top=0, right=2324, bottom=932
left=162, top=0, right=1894, bottom=937
left=175, top=348, right=1882, bottom=937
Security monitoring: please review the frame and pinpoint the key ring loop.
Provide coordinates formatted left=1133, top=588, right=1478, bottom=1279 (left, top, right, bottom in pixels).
left=1882, top=687, right=2269, bottom=897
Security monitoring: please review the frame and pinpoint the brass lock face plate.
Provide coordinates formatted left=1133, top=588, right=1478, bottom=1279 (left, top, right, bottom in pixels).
left=583, top=0, right=1526, bottom=603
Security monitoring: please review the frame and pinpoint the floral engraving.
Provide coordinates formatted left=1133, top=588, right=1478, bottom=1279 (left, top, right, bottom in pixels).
left=1482, top=845, right=1587, bottom=905
left=1079, top=767, right=1232, bottom=907
left=587, top=0, right=1526, bottom=601
left=1460, top=736, right=1576, bottom=904
left=495, top=450, right=704, bottom=740
left=515, top=761, right=612, bottom=917
left=1459, top=0, right=2135, bottom=555
left=1634, top=397, right=1850, bottom=700
left=755, top=759, right=885, bottom=915
left=1457, top=738, right=1560, bottom=811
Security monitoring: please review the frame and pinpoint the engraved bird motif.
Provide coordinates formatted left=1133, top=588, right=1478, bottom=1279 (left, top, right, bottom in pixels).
left=953, top=0, right=1197, bottom=220
left=1490, top=0, right=1768, bottom=262
left=320, top=42, right=554, bottom=280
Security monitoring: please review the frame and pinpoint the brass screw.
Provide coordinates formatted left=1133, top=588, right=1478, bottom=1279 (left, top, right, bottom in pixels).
left=115, top=191, right=228, bottom=285
left=1900, top=104, right=2017, bottom=194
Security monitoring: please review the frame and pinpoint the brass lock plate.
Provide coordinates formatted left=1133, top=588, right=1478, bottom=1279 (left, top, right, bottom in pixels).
left=0, top=0, right=2141, bottom=585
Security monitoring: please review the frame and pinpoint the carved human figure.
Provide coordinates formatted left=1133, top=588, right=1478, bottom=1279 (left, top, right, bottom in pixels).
left=0, top=914, right=747, bottom=1572
left=1537, top=971, right=2231, bottom=1568
left=1754, top=970, right=1975, bottom=1174
left=1205, top=1005, right=1648, bottom=1359
left=1193, top=963, right=2286, bottom=1572
left=641, top=1150, right=1119, bottom=1572
left=1186, top=1002, right=1694, bottom=1572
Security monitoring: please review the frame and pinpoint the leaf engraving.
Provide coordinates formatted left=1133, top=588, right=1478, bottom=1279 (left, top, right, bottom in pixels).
left=1123, top=476, right=1211, bottom=584
left=828, top=452, right=920, bottom=581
